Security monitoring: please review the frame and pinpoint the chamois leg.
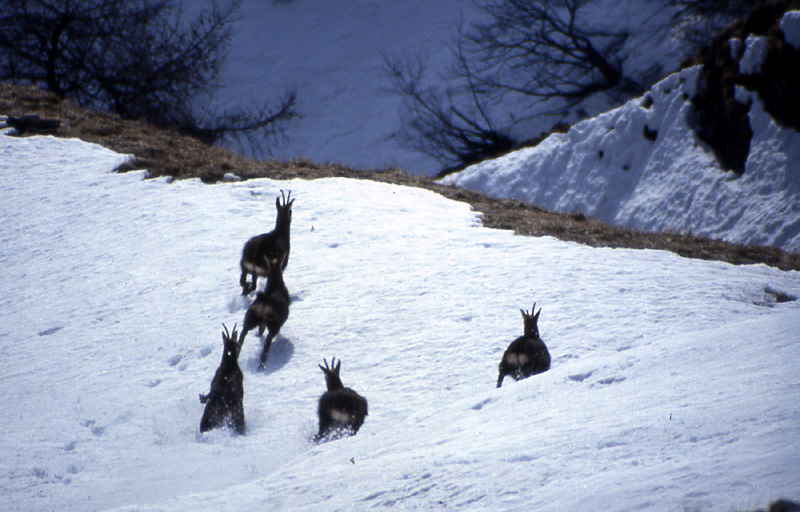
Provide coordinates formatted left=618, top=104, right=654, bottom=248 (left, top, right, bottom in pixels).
left=238, top=326, right=252, bottom=348
left=497, top=371, right=505, bottom=388
left=240, top=269, right=253, bottom=296
left=231, top=403, right=246, bottom=435
left=314, top=418, right=333, bottom=443
left=199, top=400, right=222, bottom=433
left=259, top=332, right=276, bottom=368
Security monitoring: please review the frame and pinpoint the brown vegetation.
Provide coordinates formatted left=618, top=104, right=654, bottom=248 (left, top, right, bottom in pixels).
left=1, top=82, right=798, bottom=270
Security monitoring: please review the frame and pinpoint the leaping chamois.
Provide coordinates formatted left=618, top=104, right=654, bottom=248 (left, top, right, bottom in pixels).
left=239, top=190, right=294, bottom=296
left=239, top=253, right=290, bottom=368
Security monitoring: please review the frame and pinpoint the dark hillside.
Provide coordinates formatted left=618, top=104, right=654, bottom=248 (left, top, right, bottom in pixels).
left=1, top=82, right=798, bottom=270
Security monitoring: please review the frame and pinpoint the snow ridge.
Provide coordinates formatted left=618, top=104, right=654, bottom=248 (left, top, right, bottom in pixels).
left=441, top=67, right=800, bottom=254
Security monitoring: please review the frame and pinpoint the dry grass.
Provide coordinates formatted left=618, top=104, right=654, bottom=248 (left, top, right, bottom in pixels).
left=2, top=82, right=798, bottom=271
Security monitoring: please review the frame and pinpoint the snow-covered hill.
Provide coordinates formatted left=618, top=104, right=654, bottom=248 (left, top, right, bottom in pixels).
left=440, top=63, right=800, bottom=254
left=1, top=131, right=799, bottom=511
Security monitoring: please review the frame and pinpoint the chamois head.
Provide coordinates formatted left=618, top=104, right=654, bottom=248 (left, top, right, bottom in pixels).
left=275, top=190, right=294, bottom=231
left=221, top=323, right=240, bottom=361
left=521, top=303, right=541, bottom=339
left=319, top=357, right=344, bottom=391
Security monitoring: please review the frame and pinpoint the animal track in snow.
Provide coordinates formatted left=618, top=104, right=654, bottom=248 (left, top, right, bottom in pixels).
left=38, top=326, right=64, bottom=336
left=167, top=354, right=184, bottom=367
left=471, top=398, right=493, bottom=411
left=568, top=371, right=594, bottom=382
left=81, top=420, right=105, bottom=437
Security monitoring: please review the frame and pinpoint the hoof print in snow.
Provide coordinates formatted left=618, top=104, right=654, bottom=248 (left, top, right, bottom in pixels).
left=81, top=420, right=105, bottom=437
left=568, top=371, right=593, bottom=382
left=38, top=326, right=63, bottom=336
left=471, top=398, right=493, bottom=411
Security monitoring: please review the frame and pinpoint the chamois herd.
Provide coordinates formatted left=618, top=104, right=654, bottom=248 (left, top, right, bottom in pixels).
left=198, top=190, right=551, bottom=441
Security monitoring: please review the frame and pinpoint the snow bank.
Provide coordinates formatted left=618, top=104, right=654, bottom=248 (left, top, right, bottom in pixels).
left=440, top=68, right=800, bottom=254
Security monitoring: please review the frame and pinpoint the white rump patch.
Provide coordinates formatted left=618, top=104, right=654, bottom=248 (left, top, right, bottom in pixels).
left=331, top=409, right=351, bottom=424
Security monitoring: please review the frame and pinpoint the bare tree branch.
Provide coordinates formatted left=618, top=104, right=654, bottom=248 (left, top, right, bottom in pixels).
left=0, top=0, right=297, bottom=156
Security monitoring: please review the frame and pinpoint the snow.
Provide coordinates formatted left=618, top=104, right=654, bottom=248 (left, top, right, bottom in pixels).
left=441, top=69, right=800, bottom=254
left=739, top=35, right=769, bottom=75
left=780, top=11, right=800, bottom=50
left=2, top=130, right=799, bottom=511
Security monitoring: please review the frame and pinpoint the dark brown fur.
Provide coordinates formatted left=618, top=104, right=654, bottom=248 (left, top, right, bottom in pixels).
left=239, top=255, right=290, bottom=368
left=239, top=191, right=294, bottom=295
left=199, top=325, right=245, bottom=434
left=314, top=358, right=368, bottom=443
left=497, top=303, right=551, bottom=388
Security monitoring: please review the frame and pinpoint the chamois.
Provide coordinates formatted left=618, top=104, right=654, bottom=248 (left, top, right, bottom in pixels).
left=239, top=190, right=294, bottom=296
left=199, top=324, right=245, bottom=435
left=314, top=358, right=368, bottom=443
left=497, top=303, right=551, bottom=388
left=239, top=254, right=290, bottom=368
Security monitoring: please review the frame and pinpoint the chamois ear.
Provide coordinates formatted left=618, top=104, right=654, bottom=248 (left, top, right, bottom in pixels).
left=534, top=307, right=541, bottom=322
left=279, top=189, right=295, bottom=208
left=333, top=357, right=341, bottom=374
left=222, top=323, right=239, bottom=348
left=319, top=358, right=330, bottom=373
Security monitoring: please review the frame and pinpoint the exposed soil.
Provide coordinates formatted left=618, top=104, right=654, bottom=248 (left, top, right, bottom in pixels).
left=2, top=82, right=798, bottom=271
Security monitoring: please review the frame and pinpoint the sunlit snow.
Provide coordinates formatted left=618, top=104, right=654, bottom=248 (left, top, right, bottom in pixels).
left=1, top=131, right=798, bottom=511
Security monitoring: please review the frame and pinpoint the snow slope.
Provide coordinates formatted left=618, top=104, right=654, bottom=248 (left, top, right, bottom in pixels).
left=441, top=66, right=800, bottom=254
left=1, top=131, right=799, bottom=511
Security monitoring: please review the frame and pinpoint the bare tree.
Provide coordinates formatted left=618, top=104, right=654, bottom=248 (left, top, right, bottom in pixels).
left=384, top=0, right=644, bottom=172
left=665, top=0, right=756, bottom=50
left=0, top=0, right=297, bottom=154
left=461, top=0, right=638, bottom=105
left=384, top=53, right=514, bottom=173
